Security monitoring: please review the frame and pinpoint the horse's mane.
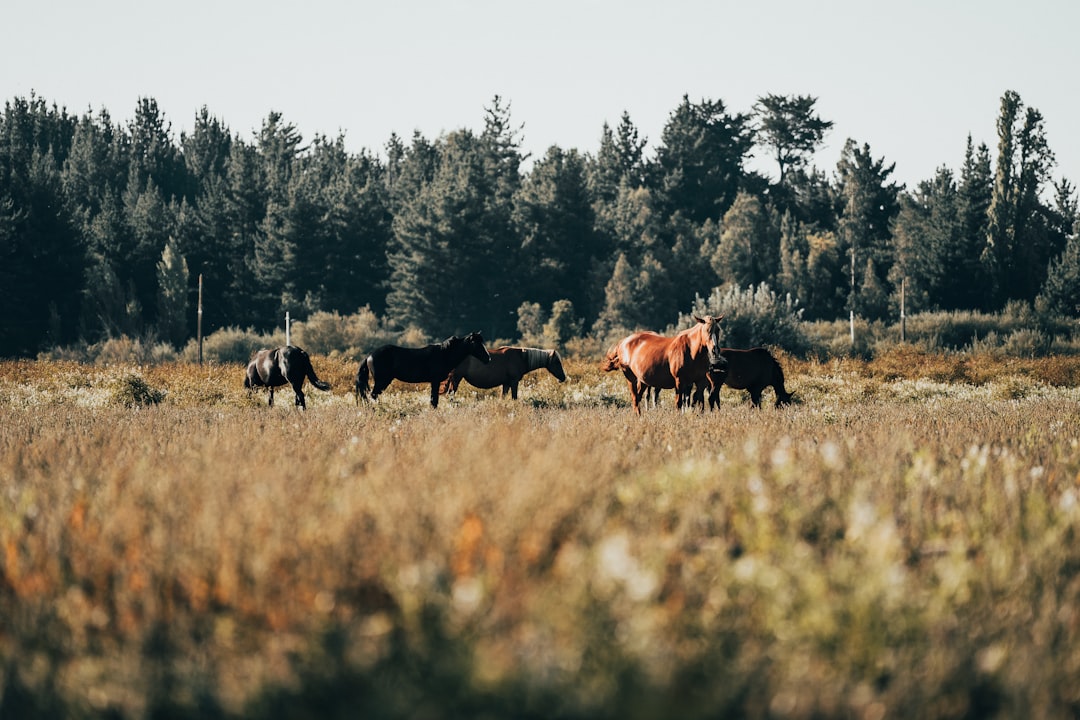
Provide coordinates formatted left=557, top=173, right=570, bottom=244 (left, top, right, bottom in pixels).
left=522, top=348, right=552, bottom=372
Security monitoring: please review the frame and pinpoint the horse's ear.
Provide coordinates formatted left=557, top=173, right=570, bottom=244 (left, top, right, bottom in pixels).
left=693, top=315, right=705, bottom=324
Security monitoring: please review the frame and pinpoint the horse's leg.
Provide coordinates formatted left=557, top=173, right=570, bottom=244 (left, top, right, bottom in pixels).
left=674, top=379, right=688, bottom=410
left=294, top=382, right=306, bottom=410
left=429, top=382, right=439, bottom=408
left=749, top=386, right=763, bottom=408
left=510, top=382, right=518, bottom=400
left=692, top=382, right=705, bottom=412
left=268, top=387, right=275, bottom=407
left=628, top=379, right=643, bottom=415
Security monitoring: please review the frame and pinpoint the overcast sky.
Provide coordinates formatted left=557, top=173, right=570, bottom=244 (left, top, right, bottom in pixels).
left=4, top=0, right=1078, bottom=191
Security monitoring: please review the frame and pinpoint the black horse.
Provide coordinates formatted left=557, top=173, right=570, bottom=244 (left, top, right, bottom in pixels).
left=245, top=345, right=331, bottom=409
left=707, top=347, right=793, bottom=409
left=355, top=332, right=490, bottom=408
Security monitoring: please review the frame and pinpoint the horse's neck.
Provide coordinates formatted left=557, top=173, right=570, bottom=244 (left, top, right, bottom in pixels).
left=523, top=348, right=549, bottom=371
left=683, top=327, right=707, bottom=355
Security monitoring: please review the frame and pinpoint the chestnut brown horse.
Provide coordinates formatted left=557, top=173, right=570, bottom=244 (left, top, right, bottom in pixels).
left=601, top=342, right=666, bottom=410
left=355, top=332, right=490, bottom=408
left=244, top=345, right=331, bottom=409
left=706, top=347, right=793, bottom=409
left=604, top=343, right=727, bottom=412
left=603, top=315, right=724, bottom=414
left=440, top=346, right=566, bottom=399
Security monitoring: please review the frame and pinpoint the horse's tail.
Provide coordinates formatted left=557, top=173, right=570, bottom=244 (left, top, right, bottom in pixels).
left=771, top=354, right=793, bottom=406
left=306, top=363, right=331, bottom=392
left=355, top=359, right=371, bottom=405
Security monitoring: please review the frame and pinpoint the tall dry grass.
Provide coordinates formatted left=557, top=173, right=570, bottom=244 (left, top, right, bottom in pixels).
left=2, top=353, right=1080, bottom=718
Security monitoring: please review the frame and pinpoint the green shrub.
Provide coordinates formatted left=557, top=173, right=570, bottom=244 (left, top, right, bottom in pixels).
left=109, top=373, right=166, bottom=406
left=181, top=327, right=284, bottom=364
left=292, top=307, right=401, bottom=358
left=680, top=282, right=811, bottom=356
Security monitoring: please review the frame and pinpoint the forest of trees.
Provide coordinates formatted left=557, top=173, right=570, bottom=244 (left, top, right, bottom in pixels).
left=1, top=89, right=1078, bottom=358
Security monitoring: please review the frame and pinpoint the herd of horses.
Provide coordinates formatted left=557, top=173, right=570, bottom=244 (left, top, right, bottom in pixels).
left=243, top=317, right=793, bottom=414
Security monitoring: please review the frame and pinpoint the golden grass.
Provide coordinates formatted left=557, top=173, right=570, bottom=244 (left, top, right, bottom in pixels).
left=2, top=354, right=1080, bottom=718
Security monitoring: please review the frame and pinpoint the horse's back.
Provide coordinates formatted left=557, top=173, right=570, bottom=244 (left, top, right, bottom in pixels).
left=720, top=347, right=779, bottom=386
left=255, top=347, right=290, bottom=387
left=458, top=347, right=520, bottom=389
left=622, top=333, right=675, bottom=386
left=369, top=343, right=442, bottom=384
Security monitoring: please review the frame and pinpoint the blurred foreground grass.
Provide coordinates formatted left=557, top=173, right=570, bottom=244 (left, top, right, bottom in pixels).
left=2, top=352, right=1080, bottom=718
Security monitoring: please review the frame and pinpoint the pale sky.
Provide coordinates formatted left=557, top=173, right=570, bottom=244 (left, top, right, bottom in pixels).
left=4, top=0, right=1078, bottom=191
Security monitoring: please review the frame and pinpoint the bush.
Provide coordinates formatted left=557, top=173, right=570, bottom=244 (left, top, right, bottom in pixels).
left=109, top=372, right=166, bottom=406
left=181, top=327, right=283, bottom=364
left=292, top=307, right=401, bottom=358
left=680, top=282, right=811, bottom=356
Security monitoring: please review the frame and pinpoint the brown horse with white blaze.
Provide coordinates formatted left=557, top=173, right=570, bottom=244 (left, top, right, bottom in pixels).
left=441, top=346, right=566, bottom=399
left=603, top=315, right=724, bottom=414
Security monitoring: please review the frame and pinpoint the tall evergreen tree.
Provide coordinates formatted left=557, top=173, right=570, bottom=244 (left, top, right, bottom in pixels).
left=248, top=113, right=304, bottom=325
left=836, top=139, right=901, bottom=320
left=654, top=95, right=754, bottom=224
left=181, top=107, right=232, bottom=201
left=156, top=236, right=189, bottom=346
left=123, top=177, right=177, bottom=329
left=890, top=168, right=964, bottom=312
left=710, top=190, right=775, bottom=287
left=754, top=94, right=833, bottom=185
left=127, top=97, right=184, bottom=202
left=513, top=146, right=600, bottom=319
left=594, top=251, right=667, bottom=337
left=957, top=136, right=994, bottom=310
left=387, top=126, right=521, bottom=337
left=983, top=90, right=1057, bottom=305
left=0, top=96, right=83, bottom=354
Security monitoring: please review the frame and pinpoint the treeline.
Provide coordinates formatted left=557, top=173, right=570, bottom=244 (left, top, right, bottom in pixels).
left=1, top=90, right=1078, bottom=358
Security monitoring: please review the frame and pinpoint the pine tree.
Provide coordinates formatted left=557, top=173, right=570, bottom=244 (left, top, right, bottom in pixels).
left=958, top=136, right=994, bottom=310
left=890, top=168, right=963, bottom=312
left=1038, top=231, right=1080, bottom=315
left=512, top=146, right=600, bottom=318
left=754, top=94, right=833, bottom=185
left=984, top=91, right=1057, bottom=305
left=156, top=237, right=189, bottom=346
left=387, top=128, right=520, bottom=337
left=654, top=95, right=754, bottom=224
left=836, top=139, right=901, bottom=320
left=710, top=191, right=774, bottom=287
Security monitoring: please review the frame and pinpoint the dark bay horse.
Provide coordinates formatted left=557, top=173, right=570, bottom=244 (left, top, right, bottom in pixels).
left=603, top=315, right=724, bottom=414
left=355, top=332, right=490, bottom=408
left=244, top=345, right=331, bottom=409
left=707, top=347, right=793, bottom=409
left=440, top=346, right=566, bottom=399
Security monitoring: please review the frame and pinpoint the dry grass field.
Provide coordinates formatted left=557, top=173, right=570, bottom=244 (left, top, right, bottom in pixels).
left=2, top=349, right=1080, bottom=719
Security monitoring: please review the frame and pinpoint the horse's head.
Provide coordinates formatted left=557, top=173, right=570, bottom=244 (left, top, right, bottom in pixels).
left=708, top=356, right=729, bottom=384
left=465, top=332, right=491, bottom=364
left=548, top=350, right=567, bottom=382
left=693, top=314, right=726, bottom=368
left=600, top=345, right=621, bottom=372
